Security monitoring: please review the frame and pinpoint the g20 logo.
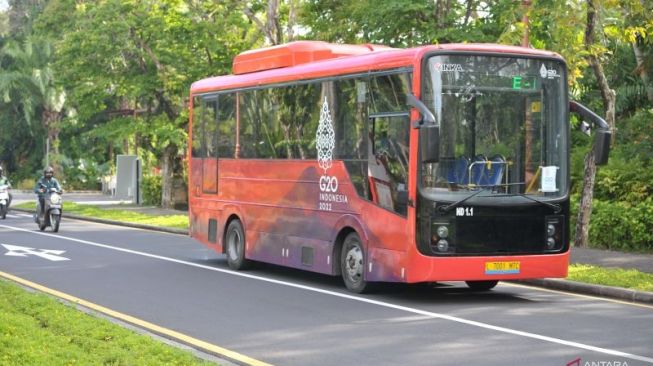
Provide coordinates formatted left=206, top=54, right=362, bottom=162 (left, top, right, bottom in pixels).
left=319, top=175, right=338, bottom=193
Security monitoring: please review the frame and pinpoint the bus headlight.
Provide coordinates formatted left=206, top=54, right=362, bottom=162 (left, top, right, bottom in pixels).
left=545, top=217, right=562, bottom=251
left=546, top=237, right=556, bottom=249
left=430, top=222, right=453, bottom=254
left=547, top=224, right=556, bottom=237
left=436, top=225, right=449, bottom=238
left=437, top=239, right=449, bottom=252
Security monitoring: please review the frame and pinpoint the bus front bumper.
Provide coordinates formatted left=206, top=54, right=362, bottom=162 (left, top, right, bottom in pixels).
left=404, top=250, right=570, bottom=283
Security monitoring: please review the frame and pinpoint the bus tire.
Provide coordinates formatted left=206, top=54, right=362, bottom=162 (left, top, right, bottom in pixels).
left=465, top=280, right=499, bottom=291
left=225, top=220, right=251, bottom=270
left=340, top=232, right=371, bottom=293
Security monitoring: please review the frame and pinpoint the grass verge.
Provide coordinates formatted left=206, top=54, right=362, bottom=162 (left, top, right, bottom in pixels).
left=15, top=201, right=188, bottom=230
left=0, top=278, right=212, bottom=365
left=567, top=264, right=653, bottom=292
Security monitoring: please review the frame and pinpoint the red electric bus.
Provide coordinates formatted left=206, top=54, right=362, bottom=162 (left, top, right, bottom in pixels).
left=189, top=41, right=610, bottom=293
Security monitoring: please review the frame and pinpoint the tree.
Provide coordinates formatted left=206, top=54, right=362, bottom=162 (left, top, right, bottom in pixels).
left=6, top=0, right=47, bottom=37
left=36, top=0, right=255, bottom=206
left=0, top=36, right=65, bottom=173
left=301, top=0, right=517, bottom=46
left=241, top=0, right=300, bottom=46
left=613, top=0, right=653, bottom=104
left=0, top=9, right=8, bottom=37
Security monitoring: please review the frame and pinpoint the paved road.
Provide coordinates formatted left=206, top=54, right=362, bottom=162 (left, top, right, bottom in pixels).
left=1, top=213, right=652, bottom=366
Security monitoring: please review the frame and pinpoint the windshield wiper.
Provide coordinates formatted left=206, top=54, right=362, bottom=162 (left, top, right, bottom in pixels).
left=514, top=193, right=562, bottom=213
left=487, top=192, right=562, bottom=213
left=438, top=189, right=488, bottom=213
left=437, top=189, right=562, bottom=214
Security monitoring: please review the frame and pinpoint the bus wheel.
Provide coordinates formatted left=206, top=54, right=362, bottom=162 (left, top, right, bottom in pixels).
left=340, top=232, right=370, bottom=293
left=225, top=220, right=251, bottom=270
left=465, top=280, right=499, bottom=291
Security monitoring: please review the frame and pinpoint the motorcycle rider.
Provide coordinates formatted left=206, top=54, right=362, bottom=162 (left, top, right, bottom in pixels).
left=0, top=166, right=12, bottom=207
left=34, top=166, right=62, bottom=218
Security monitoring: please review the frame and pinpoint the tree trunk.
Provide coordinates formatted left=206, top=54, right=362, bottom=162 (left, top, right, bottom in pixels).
left=632, top=41, right=653, bottom=103
left=281, top=123, right=293, bottom=158
left=43, top=108, right=61, bottom=172
left=574, top=152, right=596, bottom=247
left=286, top=0, right=296, bottom=42
left=574, top=0, right=616, bottom=248
left=295, top=124, right=306, bottom=159
left=160, top=144, right=177, bottom=208
left=267, top=0, right=281, bottom=45
left=463, top=0, right=476, bottom=26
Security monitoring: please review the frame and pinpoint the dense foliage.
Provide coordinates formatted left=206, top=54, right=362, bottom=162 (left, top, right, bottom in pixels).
left=141, top=174, right=163, bottom=206
left=1, top=0, right=652, bottom=249
left=585, top=109, right=653, bottom=251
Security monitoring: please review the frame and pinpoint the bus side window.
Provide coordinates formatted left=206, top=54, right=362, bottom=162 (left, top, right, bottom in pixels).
left=367, top=72, right=411, bottom=216
left=203, top=98, right=218, bottom=159
left=330, top=78, right=369, bottom=199
left=191, top=96, right=203, bottom=158
left=369, top=115, right=410, bottom=215
left=217, top=94, right=236, bottom=158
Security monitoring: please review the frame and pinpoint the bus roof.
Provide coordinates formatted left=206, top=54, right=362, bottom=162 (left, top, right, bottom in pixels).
left=232, top=41, right=394, bottom=75
left=191, top=42, right=563, bottom=95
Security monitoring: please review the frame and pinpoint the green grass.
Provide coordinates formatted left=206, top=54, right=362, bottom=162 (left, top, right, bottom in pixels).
left=567, top=264, right=653, bottom=292
left=15, top=201, right=188, bottom=230
left=0, top=279, right=213, bottom=365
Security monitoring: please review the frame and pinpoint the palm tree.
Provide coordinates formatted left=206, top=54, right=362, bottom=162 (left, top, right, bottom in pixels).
left=0, top=36, right=66, bottom=170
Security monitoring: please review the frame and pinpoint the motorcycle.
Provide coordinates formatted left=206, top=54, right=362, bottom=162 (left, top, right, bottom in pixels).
left=0, top=184, right=9, bottom=219
left=36, top=186, right=63, bottom=232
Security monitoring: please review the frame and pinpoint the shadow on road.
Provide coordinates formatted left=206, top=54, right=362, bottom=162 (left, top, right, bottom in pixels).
left=195, top=257, right=534, bottom=305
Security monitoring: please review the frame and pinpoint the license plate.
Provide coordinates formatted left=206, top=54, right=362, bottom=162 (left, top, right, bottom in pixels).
left=485, top=261, right=520, bottom=275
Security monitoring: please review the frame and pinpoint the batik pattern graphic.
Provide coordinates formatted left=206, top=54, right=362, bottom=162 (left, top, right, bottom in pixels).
left=316, top=97, right=335, bottom=174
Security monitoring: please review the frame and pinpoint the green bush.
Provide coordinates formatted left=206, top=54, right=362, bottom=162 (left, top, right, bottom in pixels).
left=61, top=159, right=110, bottom=191
left=141, top=174, right=162, bottom=206
left=594, top=157, right=653, bottom=204
left=615, top=109, right=653, bottom=164
left=589, top=199, right=653, bottom=252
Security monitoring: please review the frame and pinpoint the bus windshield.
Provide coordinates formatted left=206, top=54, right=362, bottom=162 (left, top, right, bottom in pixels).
left=422, top=54, right=568, bottom=199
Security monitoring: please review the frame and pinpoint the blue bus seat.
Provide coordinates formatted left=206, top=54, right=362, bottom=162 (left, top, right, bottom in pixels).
left=469, top=155, right=487, bottom=186
left=450, top=156, right=469, bottom=185
left=483, top=154, right=506, bottom=187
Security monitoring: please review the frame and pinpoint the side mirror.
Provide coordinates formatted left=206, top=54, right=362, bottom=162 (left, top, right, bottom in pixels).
left=594, top=129, right=611, bottom=166
left=569, top=100, right=612, bottom=166
left=420, top=125, right=440, bottom=163
left=406, top=93, right=436, bottom=127
left=406, top=93, right=440, bottom=163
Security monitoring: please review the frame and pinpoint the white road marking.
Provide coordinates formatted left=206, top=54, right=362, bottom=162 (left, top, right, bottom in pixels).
left=1, top=222, right=652, bottom=364
left=5, top=213, right=32, bottom=218
left=2, top=244, right=69, bottom=261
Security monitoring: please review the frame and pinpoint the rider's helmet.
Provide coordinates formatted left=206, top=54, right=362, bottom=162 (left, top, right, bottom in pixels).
left=44, top=166, right=54, bottom=179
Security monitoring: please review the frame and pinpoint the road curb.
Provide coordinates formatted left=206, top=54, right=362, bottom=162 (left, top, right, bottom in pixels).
left=11, top=208, right=188, bottom=236
left=517, top=278, right=653, bottom=304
